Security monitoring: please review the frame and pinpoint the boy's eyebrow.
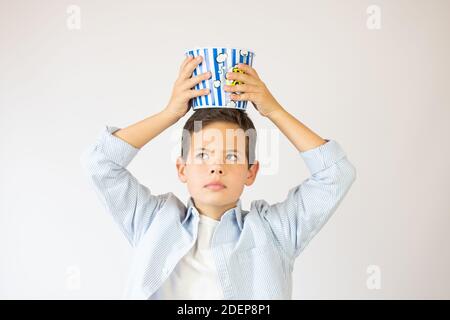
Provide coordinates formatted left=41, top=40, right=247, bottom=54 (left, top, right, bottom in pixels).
left=194, top=147, right=242, bottom=154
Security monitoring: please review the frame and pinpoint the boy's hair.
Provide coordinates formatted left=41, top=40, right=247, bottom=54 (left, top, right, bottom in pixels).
left=180, top=109, right=257, bottom=169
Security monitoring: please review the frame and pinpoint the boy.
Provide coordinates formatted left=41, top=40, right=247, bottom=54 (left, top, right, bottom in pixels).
left=80, top=55, right=356, bottom=299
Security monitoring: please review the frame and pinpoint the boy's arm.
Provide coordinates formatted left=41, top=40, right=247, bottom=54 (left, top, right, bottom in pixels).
left=226, top=64, right=356, bottom=258
left=112, top=54, right=210, bottom=149
left=263, top=108, right=356, bottom=258
left=80, top=111, right=177, bottom=247
left=266, top=108, right=327, bottom=152
left=111, top=110, right=180, bottom=149
left=80, top=55, right=210, bottom=247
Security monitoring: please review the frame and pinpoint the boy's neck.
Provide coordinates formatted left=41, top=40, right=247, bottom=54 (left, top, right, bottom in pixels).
left=192, top=199, right=238, bottom=221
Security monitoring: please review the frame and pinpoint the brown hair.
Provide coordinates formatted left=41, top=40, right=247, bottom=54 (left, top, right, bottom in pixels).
left=180, top=109, right=257, bottom=169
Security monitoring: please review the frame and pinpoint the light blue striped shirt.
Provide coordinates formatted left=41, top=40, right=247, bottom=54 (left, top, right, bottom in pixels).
left=80, top=125, right=356, bottom=299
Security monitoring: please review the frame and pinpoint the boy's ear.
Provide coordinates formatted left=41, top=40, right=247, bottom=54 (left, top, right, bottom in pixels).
left=176, top=156, right=188, bottom=183
left=245, top=160, right=260, bottom=187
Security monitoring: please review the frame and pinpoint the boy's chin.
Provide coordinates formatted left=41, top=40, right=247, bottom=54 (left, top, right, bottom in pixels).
left=195, top=194, right=236, bottom=206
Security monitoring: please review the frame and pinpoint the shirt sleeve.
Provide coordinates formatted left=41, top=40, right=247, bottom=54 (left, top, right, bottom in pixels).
left=255, top=139, right=357, bottom=259
left=80, top=125, right=171, bottom=247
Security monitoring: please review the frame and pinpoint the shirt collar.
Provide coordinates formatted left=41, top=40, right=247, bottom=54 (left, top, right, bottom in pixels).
left=183, top=196, right=244, bottom=231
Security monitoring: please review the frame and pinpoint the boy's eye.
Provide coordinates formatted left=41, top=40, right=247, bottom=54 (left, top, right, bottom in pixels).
left=226, top=153, right=238, bottom=162
left=196, top=152, right=207, bottom=159
left=195, top=152, right=238, bottom=162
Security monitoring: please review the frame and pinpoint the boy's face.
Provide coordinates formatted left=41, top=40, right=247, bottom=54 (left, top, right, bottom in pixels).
left=176, top=121, right=259, bottom=216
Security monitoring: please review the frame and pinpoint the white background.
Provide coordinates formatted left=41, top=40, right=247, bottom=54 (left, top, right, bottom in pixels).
left=1, top=0, right=449, bottom=299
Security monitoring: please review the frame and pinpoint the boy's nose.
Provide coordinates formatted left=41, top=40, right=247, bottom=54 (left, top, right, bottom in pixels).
left=210, top=168, right=223, bottom=174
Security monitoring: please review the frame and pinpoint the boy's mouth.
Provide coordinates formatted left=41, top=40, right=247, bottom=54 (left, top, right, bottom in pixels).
left=204, top=181, right=226, bottom=190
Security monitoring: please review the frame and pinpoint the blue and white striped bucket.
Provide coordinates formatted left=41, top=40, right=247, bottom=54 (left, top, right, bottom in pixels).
left=184, top=47, right=256, bottom=111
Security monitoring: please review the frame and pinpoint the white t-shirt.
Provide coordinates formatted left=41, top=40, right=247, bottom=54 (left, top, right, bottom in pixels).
left=155, top=213, right=224, bottom=299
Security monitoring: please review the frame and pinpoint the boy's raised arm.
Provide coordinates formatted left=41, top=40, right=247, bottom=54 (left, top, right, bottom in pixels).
left=80, top=55, right=211, bottom=247
left=264, top=108, right=356, bottom=258
left=80, top=124, right=172, bottom=247
left=112, top=110, right=180, bottom=149
left=113, top=55, right=211, bottom=149
left=225, top=63, right=356, bottom=258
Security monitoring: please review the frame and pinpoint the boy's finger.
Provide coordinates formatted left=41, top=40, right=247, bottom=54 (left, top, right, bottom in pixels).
left=224, top=83, right=258, bottom=93
left=226, top=71, right=258, bottom=86
left=180, top=56, right=203, bottom=79
left=230, top=92, right=252, bottom=101
left=188, top=88, right=210, bottom=98
left=182, top=71, right=212, bottom=90
left=179, top=55, right=193, bottom=72
left=236, top=63, right=260, bottom=79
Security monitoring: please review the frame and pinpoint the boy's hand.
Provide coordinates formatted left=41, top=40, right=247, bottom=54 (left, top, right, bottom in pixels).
left=224, top=64, right=284, bottom=117
left=164, top=55, right=211, bottom=120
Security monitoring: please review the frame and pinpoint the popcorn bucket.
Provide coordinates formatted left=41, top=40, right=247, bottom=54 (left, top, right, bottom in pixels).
left=184, top=47, right=256, bottom=111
